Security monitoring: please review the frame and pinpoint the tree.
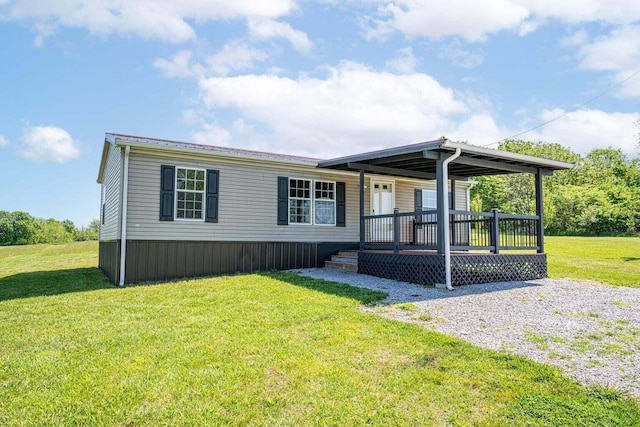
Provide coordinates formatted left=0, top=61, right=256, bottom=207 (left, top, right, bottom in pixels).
left=471, top=140, right=640, bottom=235
left=37, top=219, right=75, bottom=244
left=11, top=212, right=41, bottom=245
left=0, top=211, right=14, bottom=245
left=77, top=219, right=100, bottom=241
left=61, top=219, right=78, bottom=238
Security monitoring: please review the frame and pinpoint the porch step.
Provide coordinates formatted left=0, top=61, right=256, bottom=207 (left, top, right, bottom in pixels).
left=324, top=250, right=359, bottom=272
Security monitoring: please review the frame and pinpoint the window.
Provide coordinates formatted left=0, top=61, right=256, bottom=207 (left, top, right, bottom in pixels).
left=176, top=167, right=205, bottom=220
left=287, top=179, right=336, bottom=225
left=314, top=181, right=335, bottom=225
left=422, top=190, right=437, bottom=210
left=289, top=179, right=311, bottom=224
left=421, top=190, right=454, bottom=209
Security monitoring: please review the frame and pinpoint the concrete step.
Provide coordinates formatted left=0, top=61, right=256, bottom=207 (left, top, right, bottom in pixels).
left=334, top=250, right=359, bottom=259
left=324, top=260, right=358, bottom=272
left=330, top=255, right=359, bottom=264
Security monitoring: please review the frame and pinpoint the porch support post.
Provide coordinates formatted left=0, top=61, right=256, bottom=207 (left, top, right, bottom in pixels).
left=359, top=169, right=365, bottom=251
left=436, top=157, right=445, bottom=254
left=450, top=179, right=456, bottom=246
left=535, top=168, right=544, bottom=253
left=393, top=208, right=400, bottom=253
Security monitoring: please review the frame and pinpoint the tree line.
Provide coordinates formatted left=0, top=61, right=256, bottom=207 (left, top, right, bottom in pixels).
left=471, top=140, right=640, bottom=235
left=0, top=211, right=99, bottom=245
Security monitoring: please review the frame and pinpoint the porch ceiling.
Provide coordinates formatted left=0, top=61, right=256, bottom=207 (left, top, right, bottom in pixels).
left=318, top=138, right=574, bottom=179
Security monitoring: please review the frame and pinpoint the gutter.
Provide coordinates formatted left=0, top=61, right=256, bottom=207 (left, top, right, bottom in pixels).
left=118, top=145, right=131, bottom=286
left=442, top=147, right=462, bottom=291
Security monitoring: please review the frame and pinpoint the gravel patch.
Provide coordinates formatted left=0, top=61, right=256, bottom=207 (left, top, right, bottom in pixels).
left=295, top=268, right=640, bottom=398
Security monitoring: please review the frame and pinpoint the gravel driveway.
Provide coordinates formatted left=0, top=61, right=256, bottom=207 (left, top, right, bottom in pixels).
left=295, top=269, right=640, bottom=398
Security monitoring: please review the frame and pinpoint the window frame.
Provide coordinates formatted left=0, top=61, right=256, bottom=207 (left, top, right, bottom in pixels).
left=421, top=189, right=438, bottom=210
left=287, top=178, right=337, bottom=226
left=175, top=166, right=206, bottom=221
left=314, top=179, right=336, bottom=226
left=288, top=178, right=313, bottom=225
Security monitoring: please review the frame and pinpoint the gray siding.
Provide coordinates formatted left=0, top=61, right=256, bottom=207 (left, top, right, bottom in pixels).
left=121, top=148, right=470, bottom=243
left=99, top=144, right=122, bottom=241
left=125, top=151, right=361, bottom=242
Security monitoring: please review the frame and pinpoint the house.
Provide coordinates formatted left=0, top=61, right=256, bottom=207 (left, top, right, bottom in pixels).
left=97, top=133, right=573, bottom=286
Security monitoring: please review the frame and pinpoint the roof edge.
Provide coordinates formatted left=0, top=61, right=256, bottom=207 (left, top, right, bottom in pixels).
left=319, top=138, right=446, bottom=167
left=96, top=139, right=114, bottom=183
left=440, top=140, right=575, bottom=170
left=107, top=132, right=321, bottom=167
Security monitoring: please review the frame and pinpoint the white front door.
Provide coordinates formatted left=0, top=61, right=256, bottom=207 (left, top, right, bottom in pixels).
left=370, top=180, right=395, bottom=242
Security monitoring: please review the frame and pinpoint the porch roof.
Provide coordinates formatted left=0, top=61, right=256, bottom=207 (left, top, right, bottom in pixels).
left=318, top=138, right=574, bottom=180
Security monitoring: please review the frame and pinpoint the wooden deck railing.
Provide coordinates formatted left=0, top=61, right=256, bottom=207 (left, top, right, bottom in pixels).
left=362, top=209, right=540, bottom=253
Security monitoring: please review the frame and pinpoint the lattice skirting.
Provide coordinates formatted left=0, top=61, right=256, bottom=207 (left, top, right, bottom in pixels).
left=358, top=252, right=547, bottom=286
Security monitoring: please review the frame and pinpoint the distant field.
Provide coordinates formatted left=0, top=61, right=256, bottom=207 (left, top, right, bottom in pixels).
left=546, top=236, right=640, bottom=287
left=0, top=241, right=638, bottom=425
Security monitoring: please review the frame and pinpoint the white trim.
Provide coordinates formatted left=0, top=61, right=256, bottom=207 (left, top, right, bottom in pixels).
left=369, top=179, right=396, bottom=215
left=287, top=177, right=338, bottom=226
left=313, top=179, right=337, bottom=226
left=288, top=177, right=313, bottom=225
left=175, top=166, right=206, bottom=222
left=118, top=145, right=130, bottom=286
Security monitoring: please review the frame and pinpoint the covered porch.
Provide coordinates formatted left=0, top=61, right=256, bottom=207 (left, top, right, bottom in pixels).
left=319, top=138, right=574, bottom=287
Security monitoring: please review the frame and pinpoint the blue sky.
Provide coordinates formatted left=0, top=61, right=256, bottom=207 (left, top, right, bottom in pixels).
left=1, top=0, right=639, bottom=227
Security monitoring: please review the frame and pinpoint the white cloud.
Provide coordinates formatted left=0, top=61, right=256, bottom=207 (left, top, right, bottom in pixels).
left=32, top=22, right=56, bottom=47
left=526, top=109, right=639, bottom=155
left=153, top=50, right=199, bottom=78
left=206, top=40, right=270, bottom=76
left=517, top=0, right=640, bottom=26
left=561, top=29, right=588, bottom=47
left=385, top=47, right=418, bottom=73
left=154, top=41, right=269, bottom=79
left=366, top=0, right=530, bottom=42
left=439, top=40, right=484, bottom=68
left=0, top=134, right=8, bottom=147
left=574, top=25, right=640, bottom=96
left=361, top=0, right=640, bottom=42
left=193, top=61, right=489, bottom=157
left=2, top=0, right=297, bottom=44
left=248, top=19, right=312, bottom=53
left=20, top=126, right=80, bottom=162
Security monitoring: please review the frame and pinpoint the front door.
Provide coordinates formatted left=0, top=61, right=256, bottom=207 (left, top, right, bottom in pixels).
left=370, top=180, right=395, bottom=242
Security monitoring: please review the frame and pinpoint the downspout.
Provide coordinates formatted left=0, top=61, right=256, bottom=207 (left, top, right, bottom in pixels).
left=442, top=148, right=461, bottom=290
left=118, top=145, right=131, bottom=286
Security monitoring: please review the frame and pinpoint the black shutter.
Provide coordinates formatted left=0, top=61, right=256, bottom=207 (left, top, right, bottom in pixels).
left=160, top=165, right=175, bottom=221
left=414, top=189, right=423, bottom=211
left=277, top=176, right=289, bottom=225
left=205, top=169, right=219, bottom=223
left=336, top=182, right=346, bottom=227
left=414, top=189, right=423, bottom=229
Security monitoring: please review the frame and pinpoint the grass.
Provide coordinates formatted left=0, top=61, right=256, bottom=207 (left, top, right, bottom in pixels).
left=545, top=236, right=640, bottom=287
left=1, top=242, right=639, bottom=425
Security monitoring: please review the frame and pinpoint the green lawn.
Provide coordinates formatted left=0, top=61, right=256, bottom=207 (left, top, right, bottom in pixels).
left=546, top=236, right=640, bottom=287
left=1, top=241, right=639, bottom=426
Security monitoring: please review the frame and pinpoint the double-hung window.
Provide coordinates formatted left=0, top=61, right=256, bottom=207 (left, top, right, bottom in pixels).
left=314, top=181, right=335, bottom=225
left=176, top=167, right=205, bottom=220
left=289, top=179, right=312, bottom=224
left=287, top=179, right=336, bottom=225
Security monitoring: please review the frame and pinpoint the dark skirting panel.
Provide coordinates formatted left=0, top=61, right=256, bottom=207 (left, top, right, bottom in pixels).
left=119, top=240, right=356, bottom=284
left=98, top=240, right=120, bottom=284
left=358, top=252, right=547, bottom=286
